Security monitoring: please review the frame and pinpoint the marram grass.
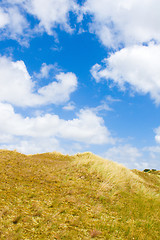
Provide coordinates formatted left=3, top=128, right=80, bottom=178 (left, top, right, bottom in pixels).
left=0, top=150, right=159, bottom=239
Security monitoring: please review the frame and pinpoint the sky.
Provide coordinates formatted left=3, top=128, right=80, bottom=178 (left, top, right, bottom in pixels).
left=0, top=0, right=160, bottom=170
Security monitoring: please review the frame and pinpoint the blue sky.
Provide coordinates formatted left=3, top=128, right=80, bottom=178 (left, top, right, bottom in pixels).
left=0, top=0, right=160, bottom=170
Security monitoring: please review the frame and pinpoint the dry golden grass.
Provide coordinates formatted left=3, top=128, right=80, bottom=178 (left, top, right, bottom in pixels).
left=74, top=152, right=160, bottom=195
left=0, top=150, right=159, bottom=239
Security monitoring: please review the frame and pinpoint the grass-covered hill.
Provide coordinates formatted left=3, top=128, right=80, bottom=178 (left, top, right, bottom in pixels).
left=0, top=150, right=159, bottom=239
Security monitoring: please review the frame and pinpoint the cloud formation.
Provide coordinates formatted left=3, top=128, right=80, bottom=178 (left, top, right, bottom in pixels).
left=63, top=102, right=75, bottom=111
left=104, top=144, right=146, bottom=169
left=0, top=54, right=115, bottom=154
left=25, top=0, right=79, bottom=34
left=0, top=0, right=80, bottom=43
left=91, top=44, right=160, bottom=104
left=1, top=0, right=160, bottom=47
left=0, top=56, right=77, bottom=107
left=0, top=103, right=114, bottom=153
left=84, top=0, right=160, bottom=48
left=0, top=4, right=29, bottom=43
left=154, top=126, right=160, bottom=144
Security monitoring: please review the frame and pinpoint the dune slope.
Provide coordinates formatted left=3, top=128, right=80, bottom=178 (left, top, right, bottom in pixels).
left=0, top=150, right=159, bottom=239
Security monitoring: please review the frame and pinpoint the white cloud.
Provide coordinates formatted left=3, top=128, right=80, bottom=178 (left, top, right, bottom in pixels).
left=91, top=44, right=160, bottom=104
left=154, top=126, right=160, bottom=144
left=63, top=102, right=75, bottom=111
left=38, top=72, right=77, bottom=105
left=155, top=135, right=160, bottom=144
left=0, top=8, right=9, bottom=28
left=0, top=56, right=77, bottom=107
left=35, top=63, right=61, bottom=79
left=106, top=95, right=121, bottom=103
left=144, top=145, right=160, bottom=157
left=2, top=0, right=160, bottom=47
left=0, top=54, right=114, bottom=155
left=60, top=108, right=114, bottom=144
left=103, top=143, right=160, bottom=170
left=142, top=146, right=160, bottom=169
left=0, top=0, right=80, bottom=43
left=89, top=101, right=112, bottom=113
left=25, top=0, right=79, bottom=34
left=0, top=5, right=29, bottom=43
left=0, top=137, right=63, bottom=155
left=84, top=0, right=160, bottom=48
left=0, top=103, right=114, bottom=153
left=5, top=7, right=28, bottom=35
left=104, top=144, right=145, bottom=169
left=0, top=133, right=14, bottom=143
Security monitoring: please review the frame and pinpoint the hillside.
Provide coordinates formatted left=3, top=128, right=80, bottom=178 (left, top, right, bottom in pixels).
left=0, top=150, right=159, bottom=239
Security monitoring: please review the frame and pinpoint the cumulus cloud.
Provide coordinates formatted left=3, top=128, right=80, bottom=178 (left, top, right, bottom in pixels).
left=0, top=103, right=114, bottom=153
left=25, top=0, right=79, bottom=34
left=0, top=137, right=63, bottom=155
left=104, top=144, right=146, bottom=169
left=2, top=0, right=160, bottom=47
left=0, top=7, right=9, bottom=28
left=0, top=56, right=77, bottom=107
left=35, top=63, right=61, bottom=79
left=83, top=0, right=160, bottom=48
left=0, top=5, right=29, bottom=43
left=0, top=0, right=80, bottom=42
left=60, top=108, right=114, bottom=144
left=103, top=142, right=160, bottom=170
left=91, top=44, right=160, bottom=104
left=0, top=55, right=115, bottom=155
left=38, top=72, right=77, bottom=105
